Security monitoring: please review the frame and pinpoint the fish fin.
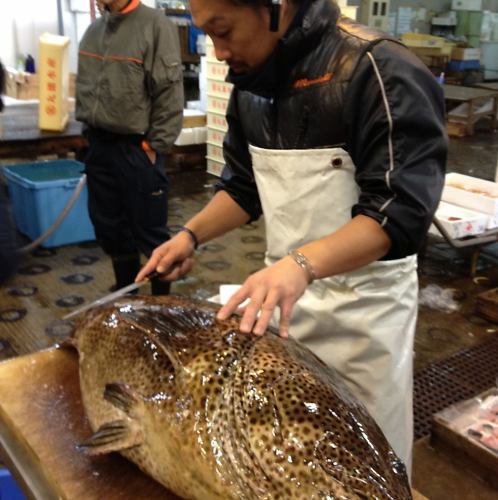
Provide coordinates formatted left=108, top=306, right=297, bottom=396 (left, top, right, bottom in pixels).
left=57, top=336, right=78, bottom=350
left=103, top=382, right=140, bottom=415
left=77, top=419, right=143, bottom=456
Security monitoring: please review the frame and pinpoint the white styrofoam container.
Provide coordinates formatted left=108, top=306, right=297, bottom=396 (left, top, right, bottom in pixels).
left=207, top=111, right=228, bottom=132
left=174, top=127, right=196, bottom=146
left=207, top=157, right=224, bottom=177
left=430, top=201, right=488, bottom=239
left=195, top=126, right=207, bottom=143
left=205, top=43, right=217, bottom=61
left=207, top=127, right=226, bottom=147
left=485, top=212, right=498, bottom=230
left=442, top=173, right=498, bottom=216
left=451, top=0, right=482, bottom=10
left=174, top=127, right=207, bottom=146
left=207, top=142, right=224, bottom=163
left=206, top=61, right=229, bottom=81
left=207, top=93, right=229, bottom=114
left=207, top=78, right=233, bottom=99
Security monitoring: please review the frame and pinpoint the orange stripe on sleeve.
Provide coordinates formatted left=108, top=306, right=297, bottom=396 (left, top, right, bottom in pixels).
left=79, top=50, right=143, bottom=65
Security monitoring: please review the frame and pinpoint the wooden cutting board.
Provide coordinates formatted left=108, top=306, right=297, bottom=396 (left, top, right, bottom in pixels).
left=0, top=347, right=180, bottom=500
left=0, top=347, right=427, bottom=500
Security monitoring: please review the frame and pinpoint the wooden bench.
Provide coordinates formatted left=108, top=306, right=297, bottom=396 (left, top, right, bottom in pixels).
left=443, top=84, right=498, bottom=136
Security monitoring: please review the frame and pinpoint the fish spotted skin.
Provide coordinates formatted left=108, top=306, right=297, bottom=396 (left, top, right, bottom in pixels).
left=74, top=295, right=412, bottom=500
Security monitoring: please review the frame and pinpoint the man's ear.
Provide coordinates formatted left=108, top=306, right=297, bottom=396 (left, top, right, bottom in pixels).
left=273, top=0, right=299, bottom=35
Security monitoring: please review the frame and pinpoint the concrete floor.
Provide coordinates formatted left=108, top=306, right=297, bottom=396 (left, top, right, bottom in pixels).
left=1, top=123, right=498, bottom=498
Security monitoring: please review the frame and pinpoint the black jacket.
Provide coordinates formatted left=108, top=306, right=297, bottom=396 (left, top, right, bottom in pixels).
left=217, top=0, right=447, bottom=260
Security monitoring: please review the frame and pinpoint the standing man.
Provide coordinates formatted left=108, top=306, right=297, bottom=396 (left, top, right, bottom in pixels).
left=138, top=0, right=447, bottom=470
left=76, top=0, right=184, bottom=295
left=0, top=60, right=21, bottom=283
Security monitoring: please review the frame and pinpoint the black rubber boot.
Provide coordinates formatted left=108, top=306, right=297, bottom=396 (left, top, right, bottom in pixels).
left=110, top=253, right=141, bottom=293
left=150, top=277, right=171, bottom=296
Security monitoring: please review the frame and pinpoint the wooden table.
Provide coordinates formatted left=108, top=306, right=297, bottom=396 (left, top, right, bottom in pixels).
left=0, top=347, right=180, bottom=500
left=0, top=103, right=87, bottom=160
left=473, top=82, right=498, bottom=92
left=0, top=347, right=427, bottom=499
left=443, top=84, right=498, bottom=135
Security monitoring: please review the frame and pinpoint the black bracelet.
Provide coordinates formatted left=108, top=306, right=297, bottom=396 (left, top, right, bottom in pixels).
left=179, top=226, right=199, bottom=250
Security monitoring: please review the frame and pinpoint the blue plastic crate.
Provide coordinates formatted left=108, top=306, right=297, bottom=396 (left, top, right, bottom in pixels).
left=447, top=59, right=481, bottom=71
left=0, top=468, right=25, bottom=500
left=3, top=160, right=95, bottom=248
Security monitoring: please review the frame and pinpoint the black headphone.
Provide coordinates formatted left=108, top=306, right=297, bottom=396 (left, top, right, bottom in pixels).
left=269, top=0, right=283, bottom=31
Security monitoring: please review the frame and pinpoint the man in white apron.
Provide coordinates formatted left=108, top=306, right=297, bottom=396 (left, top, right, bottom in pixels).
left=138, top=0, right=447, bottom=472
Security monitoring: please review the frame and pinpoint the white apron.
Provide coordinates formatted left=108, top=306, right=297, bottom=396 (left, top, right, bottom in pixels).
left=249, top=144, right=417, bottom=471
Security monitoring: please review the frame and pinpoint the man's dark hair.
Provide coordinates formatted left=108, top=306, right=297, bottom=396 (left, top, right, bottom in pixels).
left=231, top=0, right=304, bottom=5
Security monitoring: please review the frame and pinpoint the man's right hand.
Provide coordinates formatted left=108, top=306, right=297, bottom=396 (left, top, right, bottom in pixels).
left=136, top=230, right=196, bottom=283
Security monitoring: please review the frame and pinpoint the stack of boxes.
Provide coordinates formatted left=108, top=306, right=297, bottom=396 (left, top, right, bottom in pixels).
left=448, top=46, right=482, bottom=72
left=453, top=0, right=483, bottom=48
left=449, top=0, right=483, bottom=74
left=204, top=36, right=231, bottom=177
left=401, top=33, right=454, bottom=73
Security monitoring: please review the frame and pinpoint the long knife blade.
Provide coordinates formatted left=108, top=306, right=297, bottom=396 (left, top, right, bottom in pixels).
left=61, top=269, right=165, bottom=321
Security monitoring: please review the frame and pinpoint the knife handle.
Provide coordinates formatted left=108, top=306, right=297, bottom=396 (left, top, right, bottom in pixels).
left=145, top=263, right=181, bottom=282
left=145, top=270, right=162, bottom=281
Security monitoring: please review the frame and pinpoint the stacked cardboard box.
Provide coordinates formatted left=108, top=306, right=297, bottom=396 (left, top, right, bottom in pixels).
left=401, top=33, right=454, bottom=70
left=4, top=69, right=76, bottom=101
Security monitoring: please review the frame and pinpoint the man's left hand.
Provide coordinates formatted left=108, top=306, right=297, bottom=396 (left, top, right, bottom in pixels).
left=216, top=256, right=310, bottom=338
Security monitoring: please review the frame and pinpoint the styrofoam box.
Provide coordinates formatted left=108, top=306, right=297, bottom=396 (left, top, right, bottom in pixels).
left=207, top=93, right=229, bottom=114
left=207, top=142, right=224, bottom=163
left=206, top=61, right=229, bottom=81
left=451, top=0, right=482, bottom=10
left=442, top=173, right=498, bottom=216
left=207, top=110, right=228, bottom=132
left=485, top=212, right=498, bottom=230
left=207, top=127, right=226, bottom=147
left=205, top=34, right=221, bottom=62
left=174, top=127, right=196, bottom=146
left=207, top=78, right=233, bottom=99
left=430, top=201, right=488, bottom=239
left=207, top=157, right=224, bottom=177
left=3, top=160, right=95, bottom=248
left=206, top=43, right=217, bottom=61
left=195, top=126, right=207, bottom=143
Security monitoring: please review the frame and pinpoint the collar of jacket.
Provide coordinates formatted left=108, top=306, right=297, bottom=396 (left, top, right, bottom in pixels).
left=104, top=0, right=141, bottom=26
left=226, top=0, right=340, bottom=98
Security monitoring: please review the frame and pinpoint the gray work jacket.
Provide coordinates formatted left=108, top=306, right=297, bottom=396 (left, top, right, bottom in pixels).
left=76, top=2, right=184, bottom=154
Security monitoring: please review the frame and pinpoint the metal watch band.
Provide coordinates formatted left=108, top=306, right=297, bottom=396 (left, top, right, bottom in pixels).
left=288, top=249, right=316, bottom=284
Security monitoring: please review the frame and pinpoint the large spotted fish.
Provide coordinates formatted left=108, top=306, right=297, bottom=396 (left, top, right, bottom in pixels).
left=73, top=295, right=412, bottom=499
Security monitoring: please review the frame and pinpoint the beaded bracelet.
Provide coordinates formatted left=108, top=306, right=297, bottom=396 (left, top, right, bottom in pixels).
left=288, top=249, right=316, bottom=284
left=179, top=226, right=199, bottom=250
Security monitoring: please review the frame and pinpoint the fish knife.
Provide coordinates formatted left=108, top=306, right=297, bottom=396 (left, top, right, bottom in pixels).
left=61, top=269, right=172, bottom=321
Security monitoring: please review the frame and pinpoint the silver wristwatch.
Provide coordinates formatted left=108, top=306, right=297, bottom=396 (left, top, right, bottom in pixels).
left=288, top=249, right=317, bottom=284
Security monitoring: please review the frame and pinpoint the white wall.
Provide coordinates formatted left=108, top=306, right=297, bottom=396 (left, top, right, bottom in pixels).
left=1, top=1, right=61, bottom=70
